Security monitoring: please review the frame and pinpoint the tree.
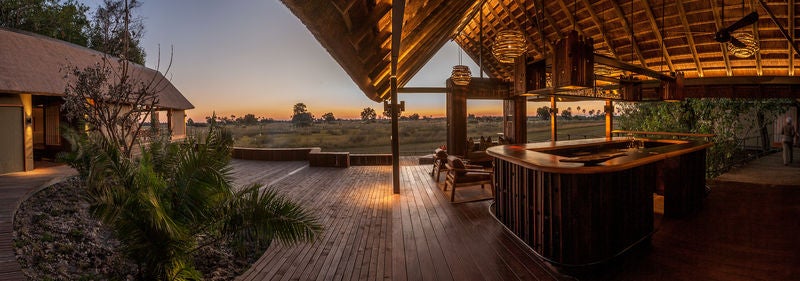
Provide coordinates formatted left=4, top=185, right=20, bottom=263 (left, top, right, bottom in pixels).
left=241, top=113, right=258, bottom=125
left=408, top=113, right=420, bottom=120
left=617, top=99, right=791, bottom=177
left=321, top=112, right=336, bottom=122
left=361, top=107, right=377, bottom=122
left=561, top=109, right=572, bottom=119
left=86, top=0, right=146, bottom=64
left=186, top=118, right=194, bottom=127
left=292, top=103, right=308, bottom=116
left=588, top=109, right=595, bottom=117
left=63, top=124, right=322, bottom=280
left=291, top=103, right=313, bottom=127
left=0, top=0, right=90, bottom=46
left=536, top=106, right=550, bottom=120
left=61, top=50, right=163, bottom=157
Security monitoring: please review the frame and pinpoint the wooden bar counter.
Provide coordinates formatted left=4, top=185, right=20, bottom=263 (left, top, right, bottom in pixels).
left=486, top=138, right=712, bottom=266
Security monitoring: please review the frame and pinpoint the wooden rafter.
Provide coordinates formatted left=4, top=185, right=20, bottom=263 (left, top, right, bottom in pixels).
left=790, top=0, right=795, bottom=76
left=503, top=0, right=554, bottom=53
left=556, top=1, right=588, bottom=38
left=531, top=0, right=564, bottom=41
left=579, top=0, right=620, bottom=59
left=639, top=0, right=674, bottom=72
left=675, top=0, right=704, bottom=77
left=608, top=0, right=648, bottom=66
left=495, top=0, right=546, bottom=56
left=750, top=0, right=763, bottom=76
left=710, top=0, right=733, bottom=76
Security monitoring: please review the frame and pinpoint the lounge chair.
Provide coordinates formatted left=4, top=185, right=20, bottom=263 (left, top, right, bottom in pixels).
left=444, top=156, right=494, bottom=202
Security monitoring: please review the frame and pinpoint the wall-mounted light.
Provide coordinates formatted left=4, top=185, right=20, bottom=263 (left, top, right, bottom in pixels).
left=25, top=116, right=32, bottom=125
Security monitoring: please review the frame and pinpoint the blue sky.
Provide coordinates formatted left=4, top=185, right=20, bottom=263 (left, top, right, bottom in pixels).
left=80, top=0, right=603, bottom=121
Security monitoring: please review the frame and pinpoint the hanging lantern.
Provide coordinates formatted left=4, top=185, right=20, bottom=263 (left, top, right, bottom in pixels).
left=728, top=32, right=759, bottom=58
left=451, top=65, right=472, bottom=86
left=491, top=30, right=527, bottom=64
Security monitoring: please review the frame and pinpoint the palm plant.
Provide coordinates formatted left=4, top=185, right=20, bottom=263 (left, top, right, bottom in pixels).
left=64, top=124, right=322, bottom=280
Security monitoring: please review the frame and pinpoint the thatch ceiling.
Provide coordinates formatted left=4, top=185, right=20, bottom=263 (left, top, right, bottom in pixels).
left=284, top=0, right=800, bottom=102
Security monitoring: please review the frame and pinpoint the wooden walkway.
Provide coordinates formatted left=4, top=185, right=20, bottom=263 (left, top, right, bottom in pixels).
left=0, top=163, right=76, bottom=281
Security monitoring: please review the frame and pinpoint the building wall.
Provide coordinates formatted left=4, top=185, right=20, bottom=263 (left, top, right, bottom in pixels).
left=169, top=109, right=186, bottom=138
left=0, top=94, right=29, bottom=174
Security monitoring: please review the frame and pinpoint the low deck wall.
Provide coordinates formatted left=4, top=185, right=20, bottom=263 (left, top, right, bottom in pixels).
left=232, top=147, right=392, bottom=167
left=232, top=147, right=319, bottom=161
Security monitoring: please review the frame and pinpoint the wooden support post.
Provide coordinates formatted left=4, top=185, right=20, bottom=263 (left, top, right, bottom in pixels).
left=447, top=80, right=468, bottom=157
left=503, top=97, right=527, bottom=144
left=391, top=0, right=404, bottom=194
left=605, top=100, right=614, bottom=140
left=550, top=96, right=557, bottom=142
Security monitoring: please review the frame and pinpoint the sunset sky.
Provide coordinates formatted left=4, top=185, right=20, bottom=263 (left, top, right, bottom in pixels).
left=83, top=0, right=605, bottom=121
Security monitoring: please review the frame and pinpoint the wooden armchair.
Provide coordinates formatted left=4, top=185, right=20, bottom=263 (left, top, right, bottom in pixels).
left=444, top=156, right=494, bottom=202
left=430, top=149, right=449, bottom=182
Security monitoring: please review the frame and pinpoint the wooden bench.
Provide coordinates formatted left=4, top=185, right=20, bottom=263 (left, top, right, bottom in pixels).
left=309, top=151, right=350, bottom=168
left=232, top=147, right=318, bottom=161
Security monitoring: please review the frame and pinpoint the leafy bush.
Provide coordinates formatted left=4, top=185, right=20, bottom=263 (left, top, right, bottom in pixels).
left=62, top=125, right=322, bottom=280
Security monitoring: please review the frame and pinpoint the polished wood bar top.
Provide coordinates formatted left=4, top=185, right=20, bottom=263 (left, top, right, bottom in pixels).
left=486, top=138, right=713, bottom=174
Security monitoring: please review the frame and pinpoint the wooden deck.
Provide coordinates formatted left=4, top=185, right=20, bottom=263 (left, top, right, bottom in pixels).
left=235, top=151, right=800, bottom=281
left=0, top=163, right=76, bottom=281
left=0, top=150, right=797, bottom=280
left=235, top=159, right=560, bottom=281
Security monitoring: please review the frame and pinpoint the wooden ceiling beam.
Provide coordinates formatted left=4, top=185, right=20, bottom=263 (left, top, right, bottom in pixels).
left=790, top=0, right=795, bottom=76
left=750, top=0, right=763, bottom=76
left=556, top=1, right=588, bottom=38
left=675, top=0, right=704, bottom=77
left=496, top=0, right=546, bottom=56
left=639, top=0, right=675, bottom=73
left=531, top=0, right=564, bottom=41
left=397, top=1, right=476, bottom=88
left=608, top=0, right=648, bottom=66
left=528, top=0, right=556, bottom=53
left=578, top=0, right=620, bottom=59
left=709, top=0, right=732, bottom=76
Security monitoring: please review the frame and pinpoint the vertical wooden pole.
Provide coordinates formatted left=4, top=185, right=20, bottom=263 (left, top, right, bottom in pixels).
left=550, top=96, right=557, bottom=142
left=391, top=77, right=400, bottom=194
left=605, top=100, right=614, bottom=140
left=391, top=0, right=404, bottom=194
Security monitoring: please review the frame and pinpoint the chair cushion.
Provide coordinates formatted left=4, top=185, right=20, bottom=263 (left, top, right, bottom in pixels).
left=435, top=149, right=448, bottom=159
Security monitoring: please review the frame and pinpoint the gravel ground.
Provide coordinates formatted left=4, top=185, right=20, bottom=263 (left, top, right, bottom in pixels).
left=13, top=176, right=263, bottom=280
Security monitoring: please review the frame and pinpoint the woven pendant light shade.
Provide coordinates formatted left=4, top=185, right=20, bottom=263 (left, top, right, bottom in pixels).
left=491, top=30, right=527, bottom=64
left=451, top=65, right=472, bottom=86
left=728, top=33, right=759, bottom=58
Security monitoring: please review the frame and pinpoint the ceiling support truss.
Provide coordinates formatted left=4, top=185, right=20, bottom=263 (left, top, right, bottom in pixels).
left=639, top=0, right=674, bottom=73
left=675, top=0, right=704, bottom=77
left=608, top=0, right=648, bottom=67
left=750, top=0, right=763, bottom=76
left=710, top=0, right=733, bottom=76
left=579, top=0, right=621, bottom=59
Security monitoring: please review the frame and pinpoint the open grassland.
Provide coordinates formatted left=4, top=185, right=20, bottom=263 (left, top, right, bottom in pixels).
left=189, top=119, right=606, bottom=155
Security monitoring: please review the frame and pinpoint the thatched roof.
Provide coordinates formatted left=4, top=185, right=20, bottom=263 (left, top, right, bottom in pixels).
left=284, top=0, right=800, bottom=102
left=0, top=27, right=193, bottom=110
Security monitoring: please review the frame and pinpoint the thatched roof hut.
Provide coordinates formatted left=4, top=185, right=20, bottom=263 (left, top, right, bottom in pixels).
left=0, top=27, right=193, bottom=110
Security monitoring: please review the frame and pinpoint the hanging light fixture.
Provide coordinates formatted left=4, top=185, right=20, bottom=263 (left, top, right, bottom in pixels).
left=728, top=32, right=759, bottom=58
left=451, top=46, right=472, bottom=86
left=492, top=30, right=527, bottom=64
